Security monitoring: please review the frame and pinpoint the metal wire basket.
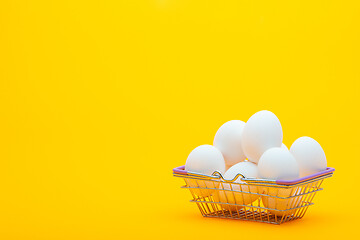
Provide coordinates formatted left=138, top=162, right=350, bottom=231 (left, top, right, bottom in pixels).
left=173, top=165, right=335, bottom=224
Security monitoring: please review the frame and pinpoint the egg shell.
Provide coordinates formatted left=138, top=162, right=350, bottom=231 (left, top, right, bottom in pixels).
left=185, top=145, right=225, bottom=175
left=185, top=179, right=220, bottom=198
left=290, top=136, right=327, bottom=178
left=258, top=148, right=300, bottom=216
left=262, top=187, right=303, bottom=217
left=241, top=110, right=283, bottom=163
left=213, top=120, right=246, bottom=168
left=212, top=162, right=259, bottom=211
left=185, top=145, right=225, bottom=197
left=258, top=147, right=299, bottom=180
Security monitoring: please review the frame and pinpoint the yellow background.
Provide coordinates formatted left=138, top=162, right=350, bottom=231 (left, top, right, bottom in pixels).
left=0, top=0, right=359, bottom=239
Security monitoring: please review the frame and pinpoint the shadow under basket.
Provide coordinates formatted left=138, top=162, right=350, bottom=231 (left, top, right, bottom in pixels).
left=173, top=166, right=335, bottom=225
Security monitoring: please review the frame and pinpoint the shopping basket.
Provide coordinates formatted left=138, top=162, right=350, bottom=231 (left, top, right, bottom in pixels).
left=173, top=165, right=335, bottom=224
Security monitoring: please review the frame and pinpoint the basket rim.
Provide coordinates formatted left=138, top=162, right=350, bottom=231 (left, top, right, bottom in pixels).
left=173, top=165, right=335, bottom=186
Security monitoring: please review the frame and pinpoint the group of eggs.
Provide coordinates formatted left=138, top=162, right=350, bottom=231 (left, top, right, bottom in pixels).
left=185, top=110, right=327, bottom=215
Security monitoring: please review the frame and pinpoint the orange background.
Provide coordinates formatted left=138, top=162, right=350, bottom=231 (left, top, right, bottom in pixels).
left=0, top=0, right=359, bottom=239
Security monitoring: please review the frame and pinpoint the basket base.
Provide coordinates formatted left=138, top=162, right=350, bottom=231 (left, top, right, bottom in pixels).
left=201, top=209, right=303, bottom=225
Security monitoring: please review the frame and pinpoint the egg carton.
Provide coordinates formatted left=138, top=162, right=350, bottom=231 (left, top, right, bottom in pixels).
left=173, top=166, right=335, bottom=225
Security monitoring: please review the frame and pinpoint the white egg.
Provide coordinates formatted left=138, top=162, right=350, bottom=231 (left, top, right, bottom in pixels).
left=290, top=136, right=327, bottom=178
left=281, top=143, right=288, bottom=150
left=258, top=147, right=301, bottom=216
left=185, top=145, right=225, bottom=197
left=185, top=145, right=225, bottom=175
left=213, top=120, right=246, bottom=169
left=262, top=187, right=303, bottom=217
left=224, top=161, right=258, bottom=181
left=212, top=161, right=259, bottom=211
left=258, top=147, right=299, bottom=180
left=241, top=110, right=283, bottom=163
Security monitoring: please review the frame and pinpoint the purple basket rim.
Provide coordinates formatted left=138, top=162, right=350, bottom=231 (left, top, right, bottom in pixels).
left=173, top=165, right=187, bottom=175
left=173, top=165, right=335, bottom=185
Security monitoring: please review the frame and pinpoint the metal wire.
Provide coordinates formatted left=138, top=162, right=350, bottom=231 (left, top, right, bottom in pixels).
left=175, top=171, right=333, bottom=224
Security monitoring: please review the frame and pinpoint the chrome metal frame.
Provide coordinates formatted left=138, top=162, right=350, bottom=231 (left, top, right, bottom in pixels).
left=174, top=167, right=334, bottom=224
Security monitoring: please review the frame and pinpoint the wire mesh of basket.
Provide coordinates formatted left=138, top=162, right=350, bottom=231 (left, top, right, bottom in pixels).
left=173, top=165, right=335, bottom=224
